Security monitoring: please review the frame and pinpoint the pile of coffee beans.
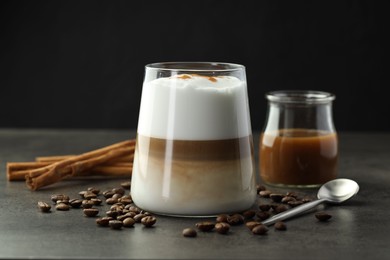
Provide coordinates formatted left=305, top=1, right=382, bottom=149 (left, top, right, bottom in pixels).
left=37, top=181, right=332, bottom=237
left=37, top=181, right=157, bottom=230
left=181, top=184, right=332, bottom=238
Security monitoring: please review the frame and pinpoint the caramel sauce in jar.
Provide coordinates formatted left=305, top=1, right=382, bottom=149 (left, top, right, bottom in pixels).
left=260, top=129, right=338, bottom=187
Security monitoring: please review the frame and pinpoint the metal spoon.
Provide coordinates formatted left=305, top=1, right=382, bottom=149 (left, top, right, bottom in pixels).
left=262, top=178, right=359, bottom=226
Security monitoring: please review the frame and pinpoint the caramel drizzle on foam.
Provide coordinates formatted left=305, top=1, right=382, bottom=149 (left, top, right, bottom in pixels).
left=177, top=74, right=217, bottom=82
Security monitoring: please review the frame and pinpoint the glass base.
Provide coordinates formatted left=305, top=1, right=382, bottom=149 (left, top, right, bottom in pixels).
left=132, top=202, right=256, bottom=218
left=150, top=212, right=219, bottom=218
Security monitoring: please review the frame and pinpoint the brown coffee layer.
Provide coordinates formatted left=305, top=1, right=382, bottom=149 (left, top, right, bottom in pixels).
left=136, top=135, right=253, bottom=161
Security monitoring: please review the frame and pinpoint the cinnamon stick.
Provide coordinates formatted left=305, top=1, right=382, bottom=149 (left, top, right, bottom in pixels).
left=35, top=154, right=134, bottom=163
left=22, top=139, right=135, bottom=190
left=26, top=140, right=134, bottom=179
left=35, top=155, right=75, bottom=163
left=7, top=162, right=133, bottom=181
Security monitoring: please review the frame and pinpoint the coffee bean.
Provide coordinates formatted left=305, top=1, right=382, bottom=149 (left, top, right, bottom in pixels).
left=141, top=216, right=157, bottom=227
left=112, top=187, right=125, bottom=196
left=256, top=184, right=267, bottom=192
left=106, top=210, right=119, bottom=218
left=245, top=221, right=261, bottom=230
left=112, top=193, right=122, bottom=200
left=82, top=200, right=94, bottom=209
left=182, top=228, right=197, bottom=237
left=83, top=208, right=99, bottom=217
left=121, top=209, right=130, bottom=214
left=87, top=187, right=100, bottom=195
left=37, top=201, right=51, bottom=212
left=288, top=200, right=304, bottom=207
left=256, top=211, right=270, bottom=221
left=252, top=224, right=268, bottom=235
left=274, top=221, right=287, bottom=231
left=109, top=220, right=123, bottom=229
left=78, top=191, right=87, bottom=198
left=102, top=190, right=115, bottom=198
left=55, top=202, right=70, bottom=211
left=216, top=214, right=229, bottom=223
left=281, top=196, right=296, bottom=204
left=120, top=181, right=131, bottom=189
left=215, top=222, right=230, bottom=234
left=242, top=210, right=256, bottom=219
left=56, top=199, right=69, bottom=205
left=259, top=190, right=272, bottom=198
left=126, top=212, right=137, bottom=218
left=227, top=214, right=244, bottom=226
left=118, top=198, right=132, bottom=205
left=96, top=217, right=113, bottom=227
left=106, top=198, right=118, bottom=205
left=123, top=217, right=136, bottom=227
left=259, top=204, right=272, bottom=212
left=120, top=195, right=132, bottom=200
left=133, top=213, right=146, bottom=223
left=270, top=193, right=284, bottom=203
left=109, top=208, right=123, bottom=215
left=315, top=212, right=332, bottom=221
left=111, top=203, right=125, bottom=212
left=274, top=205, right=289, bottom=214
left=83, top=191, right=97, bottom=200
left=195, top=221, right=215, bottom=232
left=69, top=199, right=82, bottom=208
left=128, top=206, right=141, bottom=214
left=286, top=191, right=299, bottom=198
left=51, top=194, right=69, bottom=203
left=90, top=198, right=102, bottom=206
left=114, top=202, right=125, bottom=207
left=117, top=213, right=134, bottom=221
left=116, top=214, right=126, bottom=221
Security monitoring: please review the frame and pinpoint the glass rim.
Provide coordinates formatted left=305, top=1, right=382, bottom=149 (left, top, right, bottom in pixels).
left=266, top=90, right=335, bottom=104
left=145, top=62, right=245, bottom=72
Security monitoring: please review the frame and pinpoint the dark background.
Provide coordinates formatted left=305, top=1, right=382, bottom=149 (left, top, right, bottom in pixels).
left=0, top=0, right=387, bottom=131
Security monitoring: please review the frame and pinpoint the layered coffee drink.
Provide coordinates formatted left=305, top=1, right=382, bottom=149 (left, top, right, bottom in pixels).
left=131, top=69, right=256, bottom=216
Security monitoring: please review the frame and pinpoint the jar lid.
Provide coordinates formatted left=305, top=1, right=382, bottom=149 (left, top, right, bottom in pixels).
left=266, top=90, right=335, bottom=104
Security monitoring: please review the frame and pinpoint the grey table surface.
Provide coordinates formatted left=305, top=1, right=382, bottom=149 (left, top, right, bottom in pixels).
left=0, top=128, right=389, bottom=260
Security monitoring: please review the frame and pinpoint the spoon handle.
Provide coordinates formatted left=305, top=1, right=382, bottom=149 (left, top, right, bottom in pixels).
left=262, top=198, right=327, bottom=226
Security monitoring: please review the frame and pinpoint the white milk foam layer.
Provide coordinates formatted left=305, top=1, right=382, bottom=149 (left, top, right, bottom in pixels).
left=137, top=74, right=252, bottom=140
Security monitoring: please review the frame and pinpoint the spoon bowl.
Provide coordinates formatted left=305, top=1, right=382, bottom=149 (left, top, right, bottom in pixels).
left=317, top=178, right=360, bottom=203
left=262, top=178, right=359, bottom=226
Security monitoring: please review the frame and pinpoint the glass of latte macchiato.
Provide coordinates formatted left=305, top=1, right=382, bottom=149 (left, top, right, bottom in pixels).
left=131, top=62, right=257, bottom=217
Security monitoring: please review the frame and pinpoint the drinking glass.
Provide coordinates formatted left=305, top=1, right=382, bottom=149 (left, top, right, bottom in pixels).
left=131, top=62, right=257, bottom=216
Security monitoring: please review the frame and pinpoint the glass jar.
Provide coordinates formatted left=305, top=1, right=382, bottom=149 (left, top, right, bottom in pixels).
left=259, top=90, right=338, bottom=188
